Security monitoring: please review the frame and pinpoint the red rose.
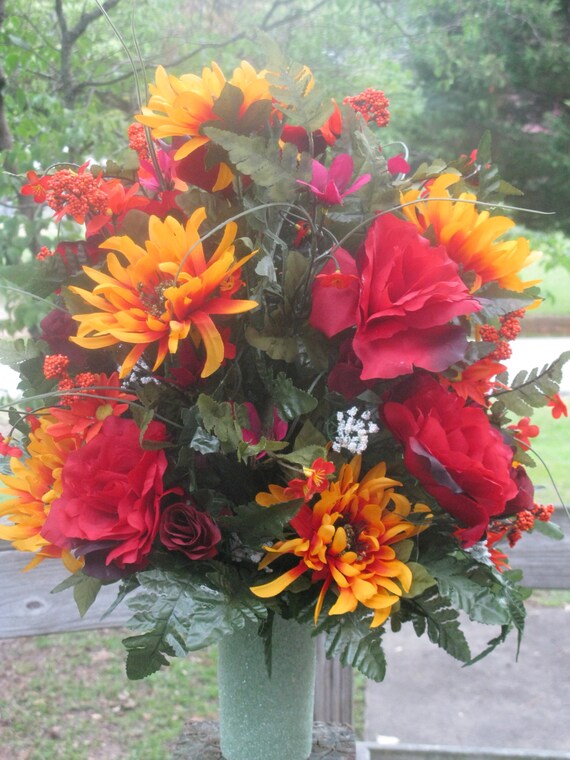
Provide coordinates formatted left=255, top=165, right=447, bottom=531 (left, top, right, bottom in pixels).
left=382, top=374, right=518, bottom=546
left=309, top=248, right=360, bottom=338
left=353, top=214, right=480, bottom=380
left=159, top=502, right=221, bottom=560
left=41, top=416, right=168, bottom=574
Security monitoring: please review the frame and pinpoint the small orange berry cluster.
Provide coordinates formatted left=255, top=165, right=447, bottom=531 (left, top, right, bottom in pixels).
left=43, top=354, right=97, bottom=400
left=479, top=308, right=525, bottom=361
left=45, top=168, right=108, bottom=222
left=343, top=88, right=390, bottom=127
left=128, top=123, right=150, bottom=160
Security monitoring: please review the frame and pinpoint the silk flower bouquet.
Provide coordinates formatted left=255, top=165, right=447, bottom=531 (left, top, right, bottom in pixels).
left=1, top=44, right=567, bottom=728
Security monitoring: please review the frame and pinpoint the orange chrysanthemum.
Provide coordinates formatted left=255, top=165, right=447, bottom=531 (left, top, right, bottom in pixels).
left=69, top=211, right=258, bottom=378
left=251, top=456, right=430, bottom=628
left=0, top=416, right=82, bottom=571
left=401, top=174, right=541, bottom=292
left=136, top=62, right=271, bottom=191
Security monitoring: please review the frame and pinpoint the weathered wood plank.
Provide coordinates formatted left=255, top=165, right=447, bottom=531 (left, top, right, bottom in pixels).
left=0, top=525, right=568, bottom=639
left=506, top=528, right=570, bottom=589
left=0, top=549, right=130, bottom=638
left=315, top=639, right=353, bottom=724
left=364, top=743, right=570, bottom=759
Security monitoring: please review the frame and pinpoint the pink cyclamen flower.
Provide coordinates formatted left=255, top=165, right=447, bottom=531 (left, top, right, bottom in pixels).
left=297, top=154, right=371, bottom=206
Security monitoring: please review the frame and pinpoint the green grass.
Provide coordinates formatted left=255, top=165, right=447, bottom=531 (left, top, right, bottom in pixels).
left=0, top=630, right=218, bottom=760
left=521, top=401, right=569, bottom=508
left=514, top=227, right=570, bottom=317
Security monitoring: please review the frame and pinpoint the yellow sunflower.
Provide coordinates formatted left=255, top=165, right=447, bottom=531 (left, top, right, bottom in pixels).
left=136, top=62, right=272, bottom=191
left=0, top=416, right=82, bottom=572
left=401, top=173, right=541, bottom=292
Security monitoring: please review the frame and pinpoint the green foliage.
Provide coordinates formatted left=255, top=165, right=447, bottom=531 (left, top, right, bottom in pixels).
left=219, top=499, right=302, bottom=546
left=203, top=128, right=312, bottom=202
left=493, top=351, right=570, bottom=416
left=319, top=612, right=387, bottom=681
left=51, top=571, right=103, bottom=617
left=123, top=565, right=266, bottom=679
left=410, top=588, right=472, bottom=663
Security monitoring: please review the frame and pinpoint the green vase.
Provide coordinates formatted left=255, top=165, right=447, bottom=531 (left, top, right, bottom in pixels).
left=217, top=615, right=317, bottom=760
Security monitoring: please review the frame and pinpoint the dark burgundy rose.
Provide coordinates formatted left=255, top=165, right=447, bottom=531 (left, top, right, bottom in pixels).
left=39, top=309, right=88, bottom=367
left=160, top=502, right=221, bottom=560
left=504, top=465, right=535, bottom=514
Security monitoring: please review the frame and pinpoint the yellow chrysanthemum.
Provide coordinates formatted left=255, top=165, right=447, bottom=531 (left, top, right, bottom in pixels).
left=401, top=173, right=541, bottom=292
left=136, top=62, right=271, bottom=190
left=69, top=210, right=258, bottom=379
left=251, top=456, right=430, bottom=628
left=0, top=416, right=82, bottom=572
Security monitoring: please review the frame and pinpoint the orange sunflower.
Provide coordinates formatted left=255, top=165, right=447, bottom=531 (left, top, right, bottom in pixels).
left=69, top=210, right=257, bottom=378
left=0, top=415, right=82, bottom=571
left=136, top=62, right=272, bottom=191
left=251, top=456, right=430, bottom=628
left=401, top=173, right=540, bottom=292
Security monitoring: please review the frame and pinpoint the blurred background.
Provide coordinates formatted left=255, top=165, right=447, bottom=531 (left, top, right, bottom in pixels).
left=0, top=2, right=568, bottom=758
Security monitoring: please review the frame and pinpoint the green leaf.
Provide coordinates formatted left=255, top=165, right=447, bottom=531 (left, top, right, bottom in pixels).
left=211, top=82, right=244, bottom=122
left=0, top=338, right=40, bottom=368
left=219, top=499, right=302, bottom=545
left=493, top=351, right=570, bottom=416
left=276, top=444, right=328, bottom=469
left=236, top=436, right=288, bottom=461
left=245, top=326, right=299, bottom=362
left=293, top=420, right=328, bottom=451
left=51, top=571, right=102, bottom=618
left=412, top=588, right=471, bottom=663
left=283, top=250, right=310, bottom=307
left=404, top=562, right=437, bottom=598
left=425, top=555, right=511, bottom=625
left=264, top=61, right=333, bottom=133
left=319, top=612, right=387, bottom=681
left=123, top=566, right=266, bottom=679
left=202, top=127, right=311, bottom=201
left=472, top=283, right=539, bottom=324
left=531, top=519, right=565, bottom=540
left=190, top=425, right=221, bottom=454
left=270, top=372, right=318, bottom=421
left=197, top=394, right=248, bottom=453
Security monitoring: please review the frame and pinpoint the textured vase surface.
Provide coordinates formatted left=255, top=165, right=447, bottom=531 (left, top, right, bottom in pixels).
left=217, top=615, right=317, bottom=760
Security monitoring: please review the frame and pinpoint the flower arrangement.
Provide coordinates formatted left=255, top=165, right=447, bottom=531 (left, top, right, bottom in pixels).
left=1, top=45, right=567, bottom=684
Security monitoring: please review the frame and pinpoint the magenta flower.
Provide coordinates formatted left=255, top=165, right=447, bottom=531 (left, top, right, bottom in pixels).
left=297, top=154, right=371, bottom=205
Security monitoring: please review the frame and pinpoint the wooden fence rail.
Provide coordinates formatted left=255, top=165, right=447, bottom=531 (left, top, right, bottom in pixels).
left=1, top=520, right=569, bottom=731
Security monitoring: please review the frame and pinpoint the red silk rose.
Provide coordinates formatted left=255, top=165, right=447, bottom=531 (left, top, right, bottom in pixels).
left=382, top=373, right=518, bottom=546
left=41, top=416, right=168, bottom=574
left=353, top=214, right=480, bottom=380
left=159, top=502, right=221, bottom=560
left=309, top=248, right=360, bottom=338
